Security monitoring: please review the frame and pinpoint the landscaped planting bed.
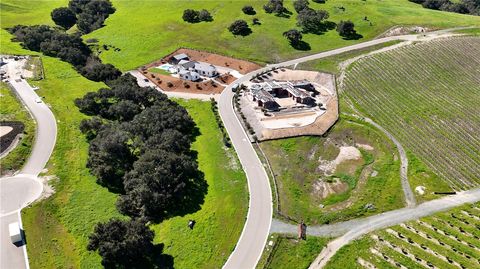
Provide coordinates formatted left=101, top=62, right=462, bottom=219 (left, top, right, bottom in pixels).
left=343, top=37, right=480, bottom=190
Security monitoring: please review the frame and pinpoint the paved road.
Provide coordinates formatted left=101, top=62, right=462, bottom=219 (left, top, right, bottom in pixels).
left=308, top=188, right=480, bottom=268
left=219, top=28, right=470, bottom=268
left=0, top=77, right=57, bottom=269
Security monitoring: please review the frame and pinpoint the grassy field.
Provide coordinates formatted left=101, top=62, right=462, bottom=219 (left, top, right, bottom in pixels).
left=296, top=40, right=401, bottom=74
left=152, top=99, right=248, bottom=269
left=259, top=116, right=404, bottom=225
left=342, top=36, right=480, bottom=190
left=82, top=0, right=480, bottom=71
left=257, top=234, right=330, bottom=269
left=325, top=202, right=480, bottom=269
left=0, top=83, right=35, bottom=174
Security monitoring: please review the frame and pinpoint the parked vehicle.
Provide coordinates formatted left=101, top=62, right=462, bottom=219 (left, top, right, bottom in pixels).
left=8, top=222, right=22, bottom=244
left=231, top=83, right=239, bottom=92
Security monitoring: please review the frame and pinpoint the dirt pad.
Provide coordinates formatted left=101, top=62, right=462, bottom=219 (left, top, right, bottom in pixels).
left=161, top=48, right=262, bottom=74
left=141, top=71, right=225, bottom=94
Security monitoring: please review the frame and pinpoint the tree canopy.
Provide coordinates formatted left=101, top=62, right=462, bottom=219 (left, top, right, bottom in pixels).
left=51, top=7, right=77, bottom=29
left=228, top=20, right=252, bottom=36
left=296, top=8, right=329, bottom=34
left=87, top=219, right=157, bottom=269
left=283, top=29, right=303, bottom=45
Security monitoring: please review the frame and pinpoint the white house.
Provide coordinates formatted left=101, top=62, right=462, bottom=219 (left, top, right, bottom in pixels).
left=178, top=70, right=200, bottom=81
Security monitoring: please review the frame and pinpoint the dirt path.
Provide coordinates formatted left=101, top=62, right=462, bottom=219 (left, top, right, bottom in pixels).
left=336, top=43, right=417, bottom=208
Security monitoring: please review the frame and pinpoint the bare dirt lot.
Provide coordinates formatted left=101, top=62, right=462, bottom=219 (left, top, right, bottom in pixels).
left=140, top=71, right=226, bottom=94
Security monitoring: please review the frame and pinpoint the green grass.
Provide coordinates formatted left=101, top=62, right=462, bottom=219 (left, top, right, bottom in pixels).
left=325, top=202, right=480, bottom=269
left=147, top=67, right=170, bottom=75
left=20, top=60, right=247, bottom=269
left=343, top=36, right=480, bottom=190
left=152, top=99, right=248, bottom=269
left=257, top=234, right=330, bottom=269
left=0, top=83, right=35, bottom=174
left=297, top=40, right=401, bottom=74
left=260, top=116, right=403, bottom=225
left=21, top=56, right=117, bottom=269
left=407, top=152, right=453, bottom=202
left=80, top=0, right=480, bottom=71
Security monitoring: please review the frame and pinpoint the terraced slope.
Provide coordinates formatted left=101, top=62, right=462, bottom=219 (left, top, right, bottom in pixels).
left=343, top=37, right=480, bottom=190
left=326, top=203, right=480, bottom=269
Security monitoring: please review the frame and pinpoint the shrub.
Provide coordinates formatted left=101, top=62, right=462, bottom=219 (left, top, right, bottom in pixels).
left=198, top=9, right=213, bottom=21
left=183, top=9, right=199, bottom=23
left=242, top=5, right=256, bottom=15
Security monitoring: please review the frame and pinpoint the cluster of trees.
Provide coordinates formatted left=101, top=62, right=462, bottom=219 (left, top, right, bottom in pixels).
left=182, top=9, right=213, bottom=23
left=293, top=0, right=331, bottom=34
left=51, top=0, right=115, bottom=33
left=228, top=20, right=252, bottom=36
left=8, top=25, right=121, bottom=83
left=279, top=0, right=361, bottom=48
left=263, top=0, right=289, bottom=16
left=409, top=0, right=479, bottom=15
left=75, top=74, right=205, bottom=221
left=78, top=74, right=206, bottom=267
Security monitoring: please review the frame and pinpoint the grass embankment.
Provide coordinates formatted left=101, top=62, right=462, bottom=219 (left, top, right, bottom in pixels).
left=296, top=40, right=401, bottom=74
left=0, top=83, right=35, bottom=174
left=84, top=0, right=480, bottom=71
left=152, top=99, right=248, bottom=269
left=343, top=37, right=480, bottom=190
left=325, top=202, right=480, bottom=269
left=257, top=234, right=330, bottom=269
left=260, top=116, right=403, bottom=225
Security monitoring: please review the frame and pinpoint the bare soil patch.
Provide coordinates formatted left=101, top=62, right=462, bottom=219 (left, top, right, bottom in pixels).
left=140, top=71, right=225, bottom=94
left=313, top=178, right=349, bottom=200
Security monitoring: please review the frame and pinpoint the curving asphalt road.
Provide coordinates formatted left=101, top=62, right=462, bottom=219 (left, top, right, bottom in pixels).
left=219, top=28, right=472, bottom=268
left=0, top=77, right=57, bottom=269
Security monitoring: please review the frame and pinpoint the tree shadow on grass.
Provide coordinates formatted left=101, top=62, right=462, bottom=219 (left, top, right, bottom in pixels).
left=234, top=27, right=253, bottom=37
left=341, top=32, right=363, bottom=40
left=303, top=21, right=336, bottom=35
left=129, top=243, right=174, bottom=269
left=150, top=244, right=174, bottom=269
left=291, top=41, right=311, bottom=51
